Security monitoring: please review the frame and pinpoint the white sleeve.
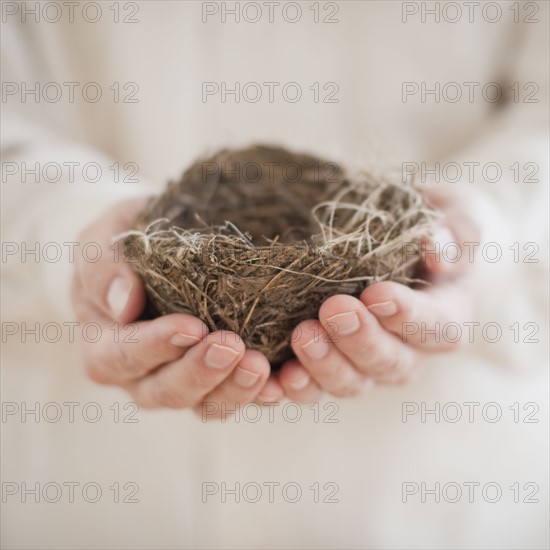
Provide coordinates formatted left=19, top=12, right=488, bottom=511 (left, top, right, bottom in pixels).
left=424, top=17, right=549, bottom=370
left=0, top=16, right=158, bottom=320
left=1, top=112, right=155, bottom=321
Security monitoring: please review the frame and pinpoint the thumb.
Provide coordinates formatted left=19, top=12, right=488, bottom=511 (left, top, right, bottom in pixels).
left=78, top=199, right=149, bottom=323
left=105, top=267, right=146, bottom=324
left=422, top=223, right=460, bottom=276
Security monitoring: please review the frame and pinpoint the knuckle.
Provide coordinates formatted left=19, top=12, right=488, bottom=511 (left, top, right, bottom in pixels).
left=374, top=354, right=417, bottom=384
left=150, top=385, right=188, bottom=409
left=189, top=362, right=224, bottom=389
left=127, top=385, right=160, bottom=409
left=321, top=363, right=360, bottom=397
left=148, top=335, right=170, bottom=357
left=189, top=368, right=211, bottom=389
left=405, top=302, right=420, bottom=324
left=367, top=355, right=401, bottom=377
left=314, top=357, right=344, bottom=384
left=350, top=337, right=377, bottom=357
left=345, top=324, right=381, bottom=355
left=326, top=372, right=363, bottom=396
left=133, top=395, right=158, bottom=410
left=111, top=345, right=136, bottom=378
left=85, top=362, right=111, bottom=385
left=394, top=364, right=418, bottom=385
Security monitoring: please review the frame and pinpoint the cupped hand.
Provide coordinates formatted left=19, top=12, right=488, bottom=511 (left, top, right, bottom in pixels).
left=273, top=187, right=482, bottom=402
left=72, top=198, right=274, bottom=415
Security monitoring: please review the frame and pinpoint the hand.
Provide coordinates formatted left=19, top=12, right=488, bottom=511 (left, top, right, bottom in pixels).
left=273, top=186, right=482, bottom=402
left=72, top=198, right=276, bottom=415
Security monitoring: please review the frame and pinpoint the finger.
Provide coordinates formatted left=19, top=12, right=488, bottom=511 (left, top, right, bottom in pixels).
left=359, top=281, right=465, bottom=351
left=254, top=376, right=285, bottom=405
left=423, top=188, right=481, bottom=276
left=278, top=359, right=323, bottom=404
left=77, top=198, right=149, bottom=323
left=128, top=330, right=245, bottom=409
left=196, top=350, right=270, bottom=420
left=319, top=294, right=419, bottom=384
left=84, top=313, right=209, bottom=385
left=422, top=224, right=461, bottom=276
left=290, top=319, right=367, bottom=397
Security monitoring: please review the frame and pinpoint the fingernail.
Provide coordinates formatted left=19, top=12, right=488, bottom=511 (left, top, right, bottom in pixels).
left=426, top=226, right=456, bottom=270
left=170, top=333, right=201, bottom=347
left=233, top=367, right=260, bottom=388
left=205, top=343, right=239, bottom=369
left=326, top=311, right=360, bottom=336
left=289, top=376, right=310, bottom=391
left=431, top=226, right=455, bottom=248
left=107, top=277, right=131, bottom=318
left=301, top=338, right=329, bottom=360
left=367, top=300, right=397, bottom=317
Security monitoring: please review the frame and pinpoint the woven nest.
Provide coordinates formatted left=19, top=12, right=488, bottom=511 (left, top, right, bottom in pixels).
left=123, top=145, right=437, bottom=367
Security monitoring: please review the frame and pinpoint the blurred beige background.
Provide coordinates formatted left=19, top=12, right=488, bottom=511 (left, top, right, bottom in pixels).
left=1, top=1, right=549, bottom=548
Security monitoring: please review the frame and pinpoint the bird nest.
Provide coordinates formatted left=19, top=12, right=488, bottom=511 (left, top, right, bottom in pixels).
left=122, top=145, right=436, bottom=367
